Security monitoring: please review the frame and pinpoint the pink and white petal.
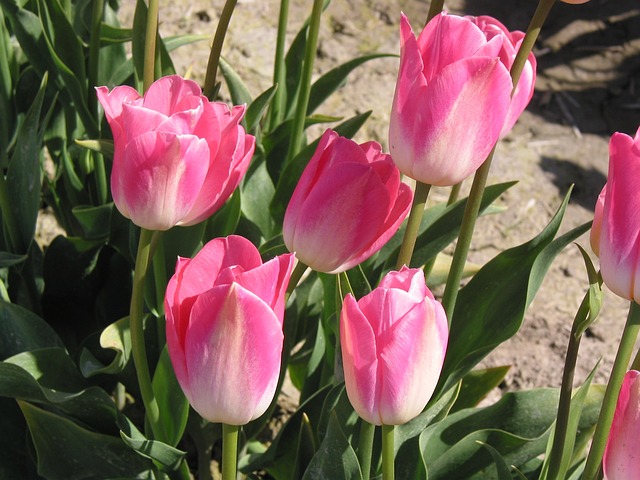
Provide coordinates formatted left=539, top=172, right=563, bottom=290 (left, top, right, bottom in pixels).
left=142, top=75, right=203, bottom=116
left=287, top=163, right=392, bottom=273
left=114, top=132, right=209, bottom=230
left=341, top=294, right=381, bottom=425
left=121, top=103, right=167, bottom=139
left=184, top=284, right=283, bottom=424
left=394, top=15, right=428, bottom=113
left=404, top=56, right=511, bottom=186
left=600, top=132, right=640, bottom=301
left=96, top=85, right=141, bottom=125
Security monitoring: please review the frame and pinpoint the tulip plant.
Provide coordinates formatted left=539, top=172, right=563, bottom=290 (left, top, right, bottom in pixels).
left=0, top=0, right=636, bottom=479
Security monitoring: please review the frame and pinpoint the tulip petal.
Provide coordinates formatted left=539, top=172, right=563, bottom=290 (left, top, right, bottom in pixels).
left=142, top=75, right=203, bottom=116
left=183, top=283, right=283, bottom=425
left=604, top=370, right=640, bottom=480
left=113, top=131, right=210, bottom=230
left=599, top=130, right=640, bottom=301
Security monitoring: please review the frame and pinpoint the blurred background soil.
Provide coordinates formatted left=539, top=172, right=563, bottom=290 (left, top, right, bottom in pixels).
left=110, top=0, right=640, bottom=397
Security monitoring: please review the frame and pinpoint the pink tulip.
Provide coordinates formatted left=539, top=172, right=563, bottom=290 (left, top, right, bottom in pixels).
left=283, top=129, right=413, bottom=274
left=603, top=370, right=640, bottom=480
left=591, top=127, right=640, bottom=301
left=467, top=15, right=537, bottom=137
left=590, top=185, right=606, bottom=257
left=164, top=235, right=294, bottom=425
left=389, top=13, right=513, bottom=186
left=96, top=75, right=255, bottom=231
left=560, top=0, right=590, bottom=4
left=340, top=267, right=448, bottom=425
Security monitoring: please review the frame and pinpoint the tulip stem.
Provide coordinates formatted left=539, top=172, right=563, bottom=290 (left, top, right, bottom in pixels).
left=358, top=421, right=375, bottom=479
left=222, top=423, right=239, bottom=480
left=426, top=0, right=444, bottom=25
left=268, top=0, right=290, bottom=130
left=381, top=424, right=395, bottom=480
left=286, top=260, right=309, bottom=298
left=440, top=146, right=495, bottom=320
left=286, top=0, right=324, bottom=164
left=583, top=301, right=640, bottom=480
left=143, top=0, right=159, bottom=93
left=203, top=0, right=238, bottom=99
left=396, top=181, right=431, bottom=270
left=546, top=289, right=590, bottom=480
left=130, top=228, right=165, bottom=441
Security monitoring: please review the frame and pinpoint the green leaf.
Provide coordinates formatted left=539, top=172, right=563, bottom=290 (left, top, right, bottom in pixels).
left=75, top=138, right=115, bottom=158
left=0, top=301, right=63, bottom=360
left=72, top=203, right=113, bottom=240
left=0, top=251, right=28, bottom=268
left=5, top=347, right=86, bottom=392
left=163, top=33, right=210, bottom=52
left=205, top=189, right=242, bottom=240
left=241, top=157, right=276, bottom=240
left=20, top=401, right=151, bottom=479
left=451, top=366, right=511, bottom=413
left=117, top=412, right=186, bottom=471
left=152, top=346, right=188, bottom=447
left=437, top=190, right=591, bottom=395
left=219, top=56, right=252, bottom=108
left=302, top=412, right=362, bottom=480
left=246, top=84, right=278, bottom=133
left=307, top=53, right=395, bottom=114
left=5, top=72, right=46, bottom=253
left=574, top=243, right=603, bottom=338
left=477, top=441, right=514, bottom=480
left=293, top=413, right=317, bottom=479
left=79, top=316, right=131, bottom=377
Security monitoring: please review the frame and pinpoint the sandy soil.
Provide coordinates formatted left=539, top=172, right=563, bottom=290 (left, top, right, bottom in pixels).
left=112, top=0, right=640, bottom=395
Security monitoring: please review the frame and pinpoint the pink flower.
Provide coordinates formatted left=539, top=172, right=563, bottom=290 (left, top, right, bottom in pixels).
left=590, top=185, right=606, bottom=257
left=389, top=13, right=513, bottom=186
left=164, top=235, right=294, bottom=425
left=603, top=370, right=640, bottom=480
left=467, top=15, right=537, bottom=137
left=96, top=75, right=255, bottom=231
left=340, top=267, right=448, bottom=425
left=560, top=0, right=590, bottom=4
left=591, top=128, right=640, bottom=301
left=283, top=129, right=413, bottom=274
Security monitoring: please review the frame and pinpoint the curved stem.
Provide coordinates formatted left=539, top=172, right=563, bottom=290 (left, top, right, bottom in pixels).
left=286, top=0, right=324, bottom=163
left=286, top=260, right=309, bottom=298
left=203, top=0, right=238, bottom=99
left=130, top=228, right=165, bottom=440
left=395, top=182, right=431, bottom=270
left=143, top=0, right=159, bottom=93
left=222, top=424, right=239, bottom=480
left=358, top=421, right=375, bottom=479
left=381, top=424, right=395, bottom=480
left=583, top=301, right=640, bottom=480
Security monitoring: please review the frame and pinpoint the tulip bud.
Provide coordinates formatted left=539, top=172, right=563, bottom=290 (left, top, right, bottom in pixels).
left=340, top=267, right=448, bottom=425
left=389, top=13, right=513, bottom=186
left=283, top=129, right=412, bottom=274
left=97, top=75, right=255, bottom=231
left=603, top=370, right=640, bottom=480
left=560, top=0, right=590, bottom=4
left=165, top=235, right=294, bottom=425
left=591, top=128, right=640, bottom=302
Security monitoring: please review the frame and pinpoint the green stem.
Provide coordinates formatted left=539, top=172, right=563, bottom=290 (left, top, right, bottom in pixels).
left=285, top=0, right=324, bottom=163
left=286, top=260, right=309, bottom=298
left=222, top=424, right=239, bottom=480
left=546, top=291, right=589, bottom=480
left=631, top=343, right=640, bottom=371
left=395, top=182, right=431, bottom=270
left=583, top=301, right=640, bottom=480
left=203, top=0, right=238, bottom=99
left=440, top=146, right=495, bottom=320
left=381, top=424, right=395, bottom=480
left=426, top=0, right=445, bottom=25
left=447, top=183, right=462, bottom=206
left=440, top=0, right=555, bottom=321
left=143, top=0, right=159, bottom=92
left=358, top=421, right=375, bottom=479
left=130, top=228, right=165, bottom=440
left=88, top=0, right=104, bottom=119
left=268, top=0, right=290, bottom=130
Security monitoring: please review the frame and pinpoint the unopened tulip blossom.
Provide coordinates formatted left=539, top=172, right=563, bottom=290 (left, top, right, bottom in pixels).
left=340, top=266, right=448, bottom=425
left=283, top=129, right=412, bottom=274
left=389, top=13, right=513, bottom=186
left=590, top=127, right=640, bottom=302
left=603, top=370, right=640, bottom=480
left=467, top=15, right=537, bottom=137
left=165, top=235, right=294, bottom=425
left=97, top=75, right=255, bottom=231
